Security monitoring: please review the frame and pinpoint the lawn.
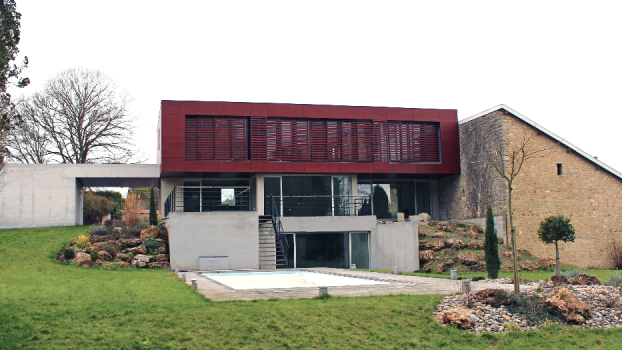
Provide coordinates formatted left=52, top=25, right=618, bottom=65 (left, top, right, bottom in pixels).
left=1, top=226, right=621, bottom=349
left=368, top=268, right=621, bottom=284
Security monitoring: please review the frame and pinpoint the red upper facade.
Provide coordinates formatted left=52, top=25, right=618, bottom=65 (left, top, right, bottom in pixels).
left=159, top=101, right=460, bottom=175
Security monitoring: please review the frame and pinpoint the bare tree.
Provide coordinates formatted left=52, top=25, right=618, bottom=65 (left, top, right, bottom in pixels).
left=487, top=131, right=554, bottom=293
left=6, top=68, right=138, bottom=164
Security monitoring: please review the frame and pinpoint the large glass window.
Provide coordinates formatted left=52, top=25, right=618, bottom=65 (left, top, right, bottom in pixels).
left=295, top=232, right=349, bottom=268
left=356, top=180, right=431, bottom=219
left=182, top=179, right=251, bottom=212
left=350, top=232, right=370, bottom=269
left=263, top=177, right=281, bottom=216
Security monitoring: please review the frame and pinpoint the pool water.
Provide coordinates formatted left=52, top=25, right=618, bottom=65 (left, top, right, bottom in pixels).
left=201, top=271, right=388, bottom=290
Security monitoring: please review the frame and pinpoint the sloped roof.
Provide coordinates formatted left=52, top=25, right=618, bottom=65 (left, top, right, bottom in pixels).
left=460, top=104, right=622, bottom=180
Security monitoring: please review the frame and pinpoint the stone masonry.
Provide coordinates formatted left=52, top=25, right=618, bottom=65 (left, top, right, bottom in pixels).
left=440, top=108, right=622, bottom=268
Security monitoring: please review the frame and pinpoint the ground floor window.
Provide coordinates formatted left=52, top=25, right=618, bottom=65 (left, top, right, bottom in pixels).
left=357, top=180, right=431, bottom=219
left=284, top=232, right=370, bottom=269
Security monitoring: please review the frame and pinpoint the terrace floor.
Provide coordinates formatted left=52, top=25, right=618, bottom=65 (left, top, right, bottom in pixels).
left=178, top=268, right=529, bottom=301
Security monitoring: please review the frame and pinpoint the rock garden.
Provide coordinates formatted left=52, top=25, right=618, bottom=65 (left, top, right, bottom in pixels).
left=435, top=273, right=622, bottom=333
left=418, top=220, right=553, bottom=274
left=57, top=219, right=170, bottom=269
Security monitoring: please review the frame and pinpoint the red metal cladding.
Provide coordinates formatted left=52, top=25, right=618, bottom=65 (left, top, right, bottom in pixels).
left=161, top=100, right=459, bottom=174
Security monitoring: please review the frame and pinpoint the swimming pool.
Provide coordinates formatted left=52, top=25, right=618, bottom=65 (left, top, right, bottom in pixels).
left=201, top=270, right=388, bottom=290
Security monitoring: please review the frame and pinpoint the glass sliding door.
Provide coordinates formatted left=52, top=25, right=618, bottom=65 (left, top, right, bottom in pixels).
left=264, top=177, right=281, bottom=215
left=183, top=180, right=201, bottom=212
left=415, top=182, right=431, bottom=215
left=294, top=232, right=349, bottom=268
left=350, top=232, right=370, bottom=269
left=333, top=176, right=350, bottom=216
left=282, top=176, right=332, bottom=216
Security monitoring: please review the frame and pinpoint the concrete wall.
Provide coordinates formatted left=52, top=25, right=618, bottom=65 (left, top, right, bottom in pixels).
left=0, top=164, right=160, bottom=229
left=168, top=211, right=259, bottom=270
left=281, top=215, right=377, bottom=233
left=371, top=222, right=419, bottom=272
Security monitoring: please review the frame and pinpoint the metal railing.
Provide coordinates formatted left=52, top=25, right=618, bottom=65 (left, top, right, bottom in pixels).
left=270, top=194, right=289, bottom=268
left=164, top=186, right=252, bottom=215
left=266, top=195, right=373, bottom=217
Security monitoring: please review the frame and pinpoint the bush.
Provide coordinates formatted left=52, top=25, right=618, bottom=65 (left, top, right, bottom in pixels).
left=551, top=275, right=568, bottom=285
left=562, top=268, right=585, bottom=279
left=605, top=272, right=622, bottom=288
left=143, top=237, right=163, bottom=250
left=90, top=225, right=108, bottom=236
left=112, top=227, right=122, bottom=239
left=90, top=249, right=100, bottom=260
left=75, top=234, right=92, bottom=249
left=607, top=240, right=622, bottom=270
left=472, top=276, right=486, bottom=282
left=63, top=247, right=76, bottom=259
left=122, top=193, right=141, bottom=229
left=507, top=293, right=562, bottom=326
left=484, top=205, right=500, bottom=279
left=83, top=192, right=115, bottom=225
left=149, top=186, right=157, bottom=226
left=104, top=219, right=114, bottom=227
left=538, top=215, right=576, bottom=276
left=127, top=252, right=134, bottom=258
left=102, top=242, right=120, bottom=256
left=502, top=321, right=521, bottom=331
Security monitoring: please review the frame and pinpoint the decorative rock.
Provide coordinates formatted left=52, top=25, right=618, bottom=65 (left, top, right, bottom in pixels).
left=95, top=260, right=110, bottom=268
left=134, top=254, right=151, bottom=264
left=156, top=254, right=169, bottom=262
left=419, top=250, right=436, bottom=262
left=469, top=227, right=480, bottom=239
left=117, top=261, right=130, bottom=268
left=131, top=259, right=147, bottom=268
left=474, top=288, right=511, bottom=307
left=455, top=252, right=481, bottom=266
left=74, top=252, right=92, bottom=267
left=92, top=241, right=122, bottom=252
left=148, top=245, right=166, bottom=255
left=545, top=288, right=591, bottom=324
left=418, top=213, right=431, bottom=224
left=97, top=250, right=113, bottom=262
left=119, top=238, right=143, bottom=247
left=421, top=241, right=446, bottom=251
left=431, top=232, right=446, bottom=239
left=140, top=226, right=160, bottom=239
left=467, top=240, right=484, bottom=250
left=129, top=245, right=147, bottom=255
left=446, top=238, right=465, bottom=250
left=148, top=262, right=170, bottom=269
left=438, top=307, right=475, bottom=329
left=116, top=253, right=131, bottom=262
left=569, top=274, right=602, bottom=286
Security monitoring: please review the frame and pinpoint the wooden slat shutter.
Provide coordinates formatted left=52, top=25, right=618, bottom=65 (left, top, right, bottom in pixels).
left=250, top=116, right=267, bottom=160
left=185, top=116, right=249, bottom=161
left=387, top=121, right=440, bottom=162
left=356, top=120, right=373, bottom=162
left=327, top=120, right=342, bottom=162
left=185, top=117, right=198, bottom=160
left=373, top=120, right=389, bottom=162
left=310, top=120, right=327, bottom=161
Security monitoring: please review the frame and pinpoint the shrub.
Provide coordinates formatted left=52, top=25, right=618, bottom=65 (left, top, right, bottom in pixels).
left=90, top=249, right=100, bottom=260
left=75, top=234, right=92, bottom=249
left=605, top=272, right=622, bottom=288
left=144, top=237, right=163, bottom=250
left=149, top=186, right=157, bottom=226
left=63, top=247, right=76, bottom=259
left=90, top=225, right=108, bottom=236
left=83, top=191, right=115, bottom=225
left=472, top=276, right=486, bottom=282
left=507, top=293, right=562, bottom=326
left=502, top=321, right=521, bottom=332
left=607, top=240, right=622, bottom=270
left=122, top=193, right=141, bottom=229
left=104, top=219, right=114, bottom=227
left=551, top=275, right=568, bottom=285
left=112, top=227, right=123, bottom=239
left=102, top=242, right=120, bottom=256
left=562, top=268, right=585, bottom=279
left=484, top=205, right=501, bottom=279
left=538, top=215, right=576, bottom=276
left=127, top=252, right=134, bottom=258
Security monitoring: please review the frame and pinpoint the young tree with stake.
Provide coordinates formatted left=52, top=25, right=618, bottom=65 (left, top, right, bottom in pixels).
left=538, top=215, right=575, bottom=277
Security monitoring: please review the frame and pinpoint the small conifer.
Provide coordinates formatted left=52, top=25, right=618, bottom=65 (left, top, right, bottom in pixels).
left=484, top=205, right=501, bottom=279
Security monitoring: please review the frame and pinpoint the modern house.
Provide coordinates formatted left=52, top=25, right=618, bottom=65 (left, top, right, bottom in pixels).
left=157, top=101, right=460, bottom=271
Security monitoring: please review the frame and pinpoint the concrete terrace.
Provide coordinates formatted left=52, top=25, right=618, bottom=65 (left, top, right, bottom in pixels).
left=178, top=268, right=530, bottom=301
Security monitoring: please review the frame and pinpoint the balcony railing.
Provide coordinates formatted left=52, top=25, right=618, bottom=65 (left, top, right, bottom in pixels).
left=164, top=186, right=252, bottom=216
left=266, top=195, right=373, bottom=217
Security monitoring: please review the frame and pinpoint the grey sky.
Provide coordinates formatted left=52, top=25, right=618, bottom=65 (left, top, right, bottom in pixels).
left=12, top=1, right=622, bottom=171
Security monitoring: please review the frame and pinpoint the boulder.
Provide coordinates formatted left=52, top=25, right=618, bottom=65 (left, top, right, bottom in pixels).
left=504, top=252, right=513, bottom=259
left=539, top=257, right=555, bottom=270
left=74, top=252, right=92, bottom=267
left=455, top=252, right=481, bottom=266
left=474, top=288, right=511, bottom=307
left=497, top=237, right=504, bottom=244
left=545, top=288, right=590, bottom=324
left=118, top=261, right=130, bottom=268
left=116, top=253, right=131, bottom=262
left=519, top=261, right=539, bottom=271
left=417, top=212, right=431, bottom=224
left=140, top=226, right=161, bottom=239
left=156, top=254, right=169, bottom=262
left=469, top=227, right=480, bottom=239
left=134, top=254, right=151, bottom=263
left=446, top=239, right=465, bottom=250
left=419, top=250, right=435, bottom=263
left=467, top=240, right=484, bottom=250
left=420, top=240, right=445, bottom=251
left=129, top=245, right=147, bottom=255
left=119, top=238, right=143, bottom=248
left=92, top=241, right=122, bottom=252
left=148, top=262, right=170, bottom=269
left=131, top=259, right=147, bottom=268
left=147, top=245, right=166, bottom=255
left=437, top=307, right=474, bottom=329
left=97, top=250, right=113, bottom=262
left=569, top=274, right=602, bottom=286
left=95, top=260, right=110, bottom=268
left=431, top=232, right=445, bottom=239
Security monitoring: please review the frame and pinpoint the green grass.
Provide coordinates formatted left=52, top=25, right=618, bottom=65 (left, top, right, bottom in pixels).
left=367, top=266, right=621, bottom=284
left=1, top=226, right=621, bottom=349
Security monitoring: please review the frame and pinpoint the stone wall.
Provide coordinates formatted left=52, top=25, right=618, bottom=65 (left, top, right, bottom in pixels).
left=504, top=115, right=622, bottom=268
left=439, top=110, right=508, bottom=227
left=440, top=109, right=622, bottom=268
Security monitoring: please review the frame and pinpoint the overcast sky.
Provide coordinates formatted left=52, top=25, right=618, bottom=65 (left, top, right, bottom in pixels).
left=12, top=1, right=622, bottom=171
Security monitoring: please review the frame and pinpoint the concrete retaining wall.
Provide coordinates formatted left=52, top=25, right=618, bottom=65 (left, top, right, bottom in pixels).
left=168, top=211, right=259, bottom=270
left=370, top=222, right=419, bottom=272
left=281, top=216, right=377, bottom=233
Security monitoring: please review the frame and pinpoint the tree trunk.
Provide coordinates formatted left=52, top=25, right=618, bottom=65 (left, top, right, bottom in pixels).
left=508, top=182, right=520, bottom=294
left=555, top=241, right=561, bottom=277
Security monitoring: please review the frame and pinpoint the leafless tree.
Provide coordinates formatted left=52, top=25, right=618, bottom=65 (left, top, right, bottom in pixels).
left=6, top=68, right=138, bottom=164
left=487, top=131, right=554, bottom=293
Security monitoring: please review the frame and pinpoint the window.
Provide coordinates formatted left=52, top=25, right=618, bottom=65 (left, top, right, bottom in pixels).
left=557, top=163, right=563, bottom=176
left=182, top=179, right=251, bottom=212
left=185, top=116, right=249, bottom=161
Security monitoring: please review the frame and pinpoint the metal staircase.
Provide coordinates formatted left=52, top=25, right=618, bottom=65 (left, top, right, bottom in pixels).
left=258, top=195, right=290, bottom=269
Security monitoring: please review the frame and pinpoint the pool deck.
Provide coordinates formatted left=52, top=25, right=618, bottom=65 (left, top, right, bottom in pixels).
left=178, top=268, right=531, bottom=301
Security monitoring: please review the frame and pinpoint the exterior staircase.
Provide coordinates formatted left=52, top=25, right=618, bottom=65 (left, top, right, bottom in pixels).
left=258, top=215, right=288, bottom=269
